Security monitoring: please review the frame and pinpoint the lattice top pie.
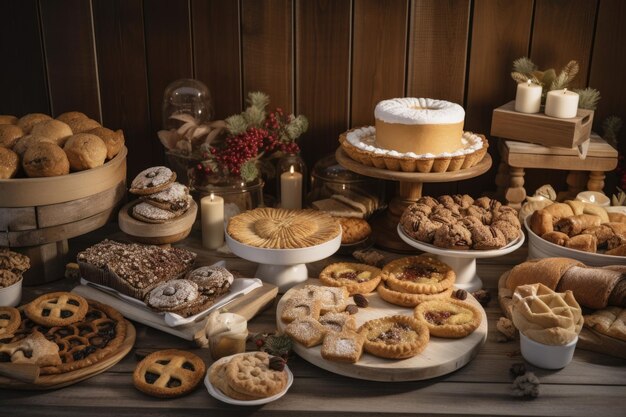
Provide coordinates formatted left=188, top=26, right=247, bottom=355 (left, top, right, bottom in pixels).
left=227, top=208, right=341, bottom=249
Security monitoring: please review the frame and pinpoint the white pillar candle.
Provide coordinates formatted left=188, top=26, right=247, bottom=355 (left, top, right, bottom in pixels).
left=201, top=192, right=224, bottom=249
left=280, top=165, right=302, bottom=209
left=545, top=88, right=579, bottom=118
left=514, top=80, right=542, bottom=113
left=576, top=191, right=610, bottom=207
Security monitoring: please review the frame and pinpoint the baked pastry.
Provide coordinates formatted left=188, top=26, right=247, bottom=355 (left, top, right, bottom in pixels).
left=131, top=201, right=183, bottom=223
left=471, top=225, right=506, bottom=250
left=319, top=262, right=382, bottom=295
left=290, top=285, right=350, bottom=314
left=414, top=299, right=482, bottom=338
left=491, top=220, right=520, bottom=242
left=145, top=279, right=199, bottom=312
left=582, top=224, right=614, bottom=247
left=66, top=117, right=101, bottom=134
left=331, top=189, right=378, bottom=217
left=130, top=166, right=177, bottom=195
left=88, top=126, right=125, bottom=159
left=0, top=331, right=61, bottom=367
left=12, top=134, right=55, bottom=156
left=77, top=239, right=196, bottom=299
left=0, top=147, right=19, bottom=179
left=209, top=359, right=256, bottom=400
left=133, top=349, right=206, bottom=398
left=541, top=231, right=569, bottom=246
left=336, top=217, right=372, bottom=244
left=530, top=209, right=554, bottom=236
left=0, top=124, right=23, bottom=148
left=17, top=113, right=52, bottom=133
left=3, top=299, right=127, bottom=374
left=0, top=115, right=18, bottom=125
left=554, top=214, right=602, bottom=236
left=30, top=119, right=72, bottom=146
left=564, top=234, right=597, bottom=253
left=359, top=315, right=429, bottom=359
left=584, top=307, right=626, bottom=342
left=63, top=133, right=108, bottom=171
left=24, top=292, right=88, bottom=327
left=280, top=297, right=322, bottom=323
left=318, top=311, right=357, bottom=333
left=186, top=265, right=233, bottom=297
left=22, top=142, right=70, bottom=177
left=382, top=256, right=455, bottom=295
left=608, top=212, right=626, bottom=224
left=433, top=223, right=472, bottom=249
left=606, top=244, right=626, bottom=256
left=320, top=329, right=365, bottom=363
left=285, top=317, right=327, bottom=347
left=225, top=351, right=288, bottom=398
left=56, top=111, right=87, bottom=124
left=142, top=182, right=190, bottom=211
left=0, top=270, right=20, bottom=288
left=0, top=307, right=21, bottom=336
left=377, top=281, right=453, bottom=307
left=312, top=198, right=365, bottom=218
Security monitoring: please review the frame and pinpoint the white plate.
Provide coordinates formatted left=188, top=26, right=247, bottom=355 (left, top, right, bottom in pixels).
left=204, top=353, right=294, bottom=405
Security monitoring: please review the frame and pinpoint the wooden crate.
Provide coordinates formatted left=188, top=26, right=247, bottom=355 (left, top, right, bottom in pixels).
left=0, top=147, right=127, bottom=284
left=491, top=100, right=593, bottom=148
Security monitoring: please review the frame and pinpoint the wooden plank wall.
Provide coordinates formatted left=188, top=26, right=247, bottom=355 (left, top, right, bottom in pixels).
left=1, top=0, right=624, bottom=196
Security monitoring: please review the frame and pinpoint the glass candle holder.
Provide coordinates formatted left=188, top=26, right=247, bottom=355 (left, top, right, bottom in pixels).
left=277, top=153, right=307, bottom=210
left=162, top=78, right=213, bottom=130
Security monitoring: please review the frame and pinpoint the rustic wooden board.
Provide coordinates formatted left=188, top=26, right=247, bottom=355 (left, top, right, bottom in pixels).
left=242, top=0, right=293, bottom=112
left=118, top=199, right=197, bottom=244
left=350, top=0, right=408, bottom=126
left=0, top=207, right=37, bottom=232
left=504, top=133, right=617, bottom=157
left=0, top=147, right=126, bottom=207
left=491, top=101, right=594, bottom=148
left=276, top=279, right=488, bottom=381
left=0, top=321, right=135, bottom=390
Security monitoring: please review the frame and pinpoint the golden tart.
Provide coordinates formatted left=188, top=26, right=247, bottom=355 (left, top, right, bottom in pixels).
left=320, top=329, right=365, bottom=363
left=382, top=256, right=455, bottom=294
left=359, top=315, right=429, bottom=359
left=319, top=262, right=382, bottom=295
left=414, top=298, right=482, bottom=338
left=377, top=281, right=453, bottom=308
left=227, top=208, right=341, bottom=249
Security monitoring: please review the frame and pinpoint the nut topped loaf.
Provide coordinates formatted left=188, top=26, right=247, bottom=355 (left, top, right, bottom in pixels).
left=77, top=239, right=196, bottom=299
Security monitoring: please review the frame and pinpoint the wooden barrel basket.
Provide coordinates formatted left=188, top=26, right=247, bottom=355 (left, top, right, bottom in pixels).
left=0, top=147, right=127, bottom=285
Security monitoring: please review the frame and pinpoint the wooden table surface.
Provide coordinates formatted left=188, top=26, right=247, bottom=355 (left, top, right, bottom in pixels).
left=2, top=226, right=625, bottom=417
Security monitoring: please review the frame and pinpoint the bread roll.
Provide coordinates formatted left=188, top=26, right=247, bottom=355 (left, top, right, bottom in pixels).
left=0, top=115, right=17, bottom=125
left=66, top=117, right=101, bottom=134
left=582, top=203, right=609, bottom=224
left=541, top=231, right=569, bottom=246
left=23, top=142, right=70, bottom=177
left=542, top=202, right=574, bottom=220
left=56, top=111, right=88, bottom=124
left=63, top=133, right=107, bottom=170
left=506, top=257, right=583, bottom=291
left=17, top=113, right=52, bottom=134
left=554, top=214, right=602, bottom=236
left=606, top=244, right=626, bottom=256
left=581, top=224, right=613, bottom=247
left=12, top=134, right=55, bottom=156
left=0, top=147, right=19, bottom=178
left=565, top=200, right=585, bottom=215
left=608, top=212, right=626, bottom=224
left=565, top=234, right=597, bottom=253
left=31, top=119, right=73, bottom=146
left=88, top=126, right=125, bottom=159
left=530, top=209, right=553, bottom=235
left=0, top=124, right=23, bottom=148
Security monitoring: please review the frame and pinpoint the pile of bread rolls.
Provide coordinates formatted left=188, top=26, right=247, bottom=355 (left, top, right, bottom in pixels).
left=0, top=112, right=124, bottom=179
left=530, top=201, right=626, bottom=255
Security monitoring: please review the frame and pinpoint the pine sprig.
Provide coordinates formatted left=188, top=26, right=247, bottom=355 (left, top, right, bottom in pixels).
left=513, top=57, right=537, bottom=74
left=574, top=87, right=601, bottom=110
left=551, top=60, right=579, bottom=90
left=602, top=115, right=623, bottom=148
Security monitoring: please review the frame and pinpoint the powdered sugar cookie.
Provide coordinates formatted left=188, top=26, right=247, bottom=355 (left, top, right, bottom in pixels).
left=130, top=166, right=176, bottom=195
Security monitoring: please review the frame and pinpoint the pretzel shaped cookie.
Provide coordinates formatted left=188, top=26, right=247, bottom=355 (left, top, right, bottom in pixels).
left=133, top=349, right=206, bottom=398
left=25, top=292, right=88, bottom=326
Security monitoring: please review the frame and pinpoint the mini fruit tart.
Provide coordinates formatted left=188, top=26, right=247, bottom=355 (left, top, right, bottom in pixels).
left=358, top=315, right=429, bottom=359
left=319, top=262, right=382, bottom=295
left=133, top=349, right=206, bottom=398
left=382, top=256, right=455, bottom=294
left=377, top=281, right=453, bottom=308
left=414, top=298, right=482, bottom=338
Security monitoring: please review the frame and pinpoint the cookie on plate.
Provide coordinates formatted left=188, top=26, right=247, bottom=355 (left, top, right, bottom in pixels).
left=24, top=292, right=88, bottom=327
left=145, top=279, right=199, bottom=313
left=225, top=352, right=288, bottom=398
left=319, top=262, right=382, bottom=295
left=130, top=166, right=176, bottom=195
left=132, top=201, right=184, bottom=223
left=414, top=298, right=482, bottom=338
left=142, top=182, right=190, bottom=212
left=359, top=315, right=429, bottom=359
left=133, top=349, right=206, bottom=398
left=186, top=265, right=233, bottom=297
left=336, top=217, right=372, bottom=244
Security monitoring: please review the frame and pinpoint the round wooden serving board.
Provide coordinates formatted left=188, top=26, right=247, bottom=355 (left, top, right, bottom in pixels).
left=0, top=320, right=136, bottom=390
left=276, top=280, right=488, bottom=382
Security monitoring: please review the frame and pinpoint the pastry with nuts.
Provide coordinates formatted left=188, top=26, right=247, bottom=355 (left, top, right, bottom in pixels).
left=382, top=256, right=455, bottom=295
left=319, top=262, right=382, bottom=295
left=359, top=315, right=430, bottom=359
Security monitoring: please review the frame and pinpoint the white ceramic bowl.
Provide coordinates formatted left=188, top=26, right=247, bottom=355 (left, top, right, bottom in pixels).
left=519, top=332, right=577, bottom=369
left=524, top=216, right=626, bottom=266
left=0, top=276, right=22, bottom=307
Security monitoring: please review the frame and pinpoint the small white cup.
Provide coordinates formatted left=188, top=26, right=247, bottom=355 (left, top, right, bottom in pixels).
left=0, top=276, right=22, bottom=307
left=520, top=332, right=578, bottom=369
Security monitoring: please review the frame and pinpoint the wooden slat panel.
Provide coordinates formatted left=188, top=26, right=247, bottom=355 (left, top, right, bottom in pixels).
left=143, top=0, right=193, bottom=167
left=462, top=0, right=533, bottom=194
left=0, top=0, right=49, bottom=116
left=242, top=0, right=293, bottom=112
left=530, top=0, right=598, bottom=88
left=92, top=0, right=152, bottom=179
left=350, top=0, right=408, bottom=127
left=407, top=0, right=470, bottom=104
left=39, top=0, right=100, bottom=120
left=296, top=0, right=351, bottom=170
left=192, top=0, right=242, bottom=119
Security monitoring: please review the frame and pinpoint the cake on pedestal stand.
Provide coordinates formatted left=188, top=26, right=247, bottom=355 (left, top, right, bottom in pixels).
left=335, top=147, right=492, bottom=252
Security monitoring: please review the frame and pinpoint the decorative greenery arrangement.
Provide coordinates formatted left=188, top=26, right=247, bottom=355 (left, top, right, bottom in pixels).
left=511, top=57, right=601, bottom=110
left=158, top=91, right=308, bottom=184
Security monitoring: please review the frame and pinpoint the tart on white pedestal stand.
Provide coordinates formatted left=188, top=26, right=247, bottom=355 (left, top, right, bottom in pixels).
left=397, top=225, right=525, bottom=292
left=225, top=232, right=342, bottom=293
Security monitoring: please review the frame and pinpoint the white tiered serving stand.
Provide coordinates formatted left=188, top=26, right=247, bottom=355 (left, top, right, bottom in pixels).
left=397, top=225, right=525, bottom=292
left=225, top=231, right=342, bottom=293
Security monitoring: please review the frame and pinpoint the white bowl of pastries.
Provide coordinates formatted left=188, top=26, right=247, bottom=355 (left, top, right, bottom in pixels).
left=524, top=200, right=626, bottom=266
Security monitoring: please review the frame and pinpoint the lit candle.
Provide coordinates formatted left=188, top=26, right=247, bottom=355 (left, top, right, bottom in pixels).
left=545, top=88, right=579, bottom=118
left=280, top=165, right=302, bottom=209
left=576, top=191, right=610, bottom=207
left=201, top=192, right=224, bottom=249
left=514, top=80, right=542, bottom=113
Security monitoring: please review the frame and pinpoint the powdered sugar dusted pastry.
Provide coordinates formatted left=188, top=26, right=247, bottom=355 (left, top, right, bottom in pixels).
left=318, top=311, right=357, bottom=334
left=0, top=331, right=61, bottom=367
left=143, top=182, right=190, bottom=211
left=285, top=317, right=327, bottom=347
left=130, top=166, right=176, bottom=195
left=320, top=330, right=365, bottom=363
left=132, top=201, right=181, bottom=223
left=145, top=279, right=199, bottom=312
left=280, top=297, right=322, bottom=323
left=293, top=285, right=350, bottom=314
left=186, top=265, right=233, bottom=297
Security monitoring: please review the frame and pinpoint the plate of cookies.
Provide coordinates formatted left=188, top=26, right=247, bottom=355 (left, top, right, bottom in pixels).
left=205, top=351, right=293, bottom=405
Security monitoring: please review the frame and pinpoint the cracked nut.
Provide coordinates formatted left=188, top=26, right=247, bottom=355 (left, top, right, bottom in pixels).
left=353, top=294, right=368, bottom=308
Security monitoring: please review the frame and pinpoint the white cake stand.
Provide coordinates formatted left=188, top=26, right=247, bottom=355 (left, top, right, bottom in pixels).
left=397, top=225, right=525, bottom=292
left=225, top=232, right=342, bottom=293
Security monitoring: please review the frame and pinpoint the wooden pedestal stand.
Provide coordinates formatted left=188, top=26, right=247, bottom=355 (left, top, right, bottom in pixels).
left=335, top=148, right=493, bottom=252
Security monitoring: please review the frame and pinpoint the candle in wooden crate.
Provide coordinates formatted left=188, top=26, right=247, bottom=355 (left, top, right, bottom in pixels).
left=545, top=88, right=580, bottom=119
left=514, top=80, right=542, bottom=113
